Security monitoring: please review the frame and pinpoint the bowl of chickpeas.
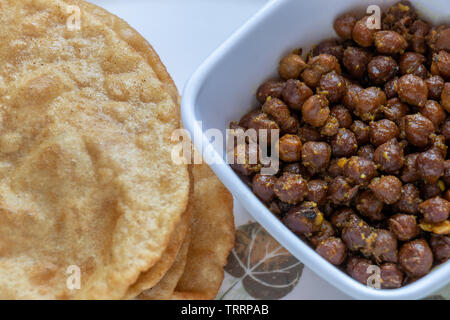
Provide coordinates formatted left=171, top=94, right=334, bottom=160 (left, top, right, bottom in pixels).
left=182, top=0, right=450, bottom=299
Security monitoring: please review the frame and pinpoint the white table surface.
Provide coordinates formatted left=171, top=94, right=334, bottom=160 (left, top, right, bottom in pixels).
left=89, top=0, right=449, bottom=300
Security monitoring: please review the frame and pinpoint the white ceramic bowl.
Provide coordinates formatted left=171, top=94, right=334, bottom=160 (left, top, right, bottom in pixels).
left=182, top=0, right=450, bottom=299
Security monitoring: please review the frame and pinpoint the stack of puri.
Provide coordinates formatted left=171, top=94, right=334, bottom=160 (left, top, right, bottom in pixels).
left=0, top=0, right=234, bottom=300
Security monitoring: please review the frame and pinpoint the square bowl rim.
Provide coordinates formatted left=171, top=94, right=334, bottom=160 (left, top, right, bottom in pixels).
left=181, top=0, right=450, bottom=300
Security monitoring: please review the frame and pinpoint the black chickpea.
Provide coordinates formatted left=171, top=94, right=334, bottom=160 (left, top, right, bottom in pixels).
left=282, top=79, right=313, bottom=110
left=301, top=94, right=330, bottom=127
left=278, top=134, right=302, bottom=162
left=334, top=14, right=357, bottom=40
left=278, top=53, right=307, bottom=80
left=368, top=56, right=398, bottom=84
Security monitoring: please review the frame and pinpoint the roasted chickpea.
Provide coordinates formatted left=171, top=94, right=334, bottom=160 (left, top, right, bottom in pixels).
left=441, top=82, right=450, bottom=112
left=399, top=52, right=427, bottom=78
left=393, top=184, right=421, bottom=215
left=401, top=153, right=420, bottom=183
left=431, top=27, right=450, bottom=52
left=347, top=257, right=372, bottom=284
left=430, top=134, right=447, bottom=158
left=342, top=216, right=374, bottom=253
left=371, top=229, right=399, bottom=264
left=320, top=116, right=340, bottom=137
left=369, top=175, right=402, bottom=205
left=421, top=181, right=443, bottom=200
left=351, top=120, right=370, bottom=145
left=384, top=77, right=399, bottom=99
left=370, top=119, right=400, bottom=146
left=354, top=87, right=386, bottom=121
left=278, top=53, right=307, bottom=80
left=374, top=31, right=408, bottom=55
left=312, top=40, right=344, bottom=61
left=278, top=134, right=302, bottom=162
left=262, top=98, right=299, bottom=133
left=330, top=208, right=356, bottom=230
left=357, top=144, right=375, bottom=161
left=301, top=141, right=331, bottom=174
left=443, top=117, right=450, bottom=144
left=399, top=239, right=433, bottom=277
left=388, top=214, right=420, bottom=241
left=343, top=47, right=371, bottom=79
left=410, top=20, right=430, bottom=53
left=420, top=100, right=446, bottom=128
left=307, top=179, right=328, bottom=205
left=353, top=16, right=376, bottom=47
left=356, top=190, right=385, bottom=221
left=330, top=105, right=352, bottom=129
left=418, top=196, right=450, bottom=224
left=274, top=173, right=308, bottom=204
left=397, top=74, right=428, bottom=107
left=282, top=162, right=303, bottom=175
left=298, top=126, right=322, bottom=143
left=318, top=71, right=347, bottom=103
left=431, top=50, right=450, bottom=79
left=334, top=14, right=357, bottom=40
left=316, top=237, right=347, bottom=265
left=328, top=176, right=359, bottom=205
left=331, top=128, right=358, bottom=157
left=327, top=158, right=344, bottom=177
left=301, top=54, right=341, bottom=88
left=416, top=148, right=444, bottom=184
left=374, top=138, right=404, bottom=174
left=383, top=98, right=410, bottom=124
left=368, top=56, right=398, bottom=84
left=239, top=110, right=280, bottom=145
left=282, top=201, right=324, bottom=235
left=230, top=143, right=262, bottom=176
left=380, top=263, right=404, bottom=289
left=443, top=160, right=450, bottom=187
left=425, top=75, right=444, bottom=100
left=382, top=2, right=418, bottom=34
left=282, top=79, right=313, bottom=110
left=302, top=94, right=330, bottom=127
left=403, top=113, right=435, bottom=147
left=309, top=220, right=335, bottom=247
left=430, top=235, right=450, bottom=262
left=342, top=83, right=363, bottom=110
left=252, top=174, right=277, bottom=202
left=343, top=156, right=378, bottom=186
left=256, top=80, right=285, bottom=104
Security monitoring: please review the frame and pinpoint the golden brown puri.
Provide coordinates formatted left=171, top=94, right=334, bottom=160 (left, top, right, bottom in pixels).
left=67, top=0, right=191, bottom=297
left=137, top=224, right=192, bottom=300
left=124, top=165, right=193, bottom=299
left=64, top=0, right=180, bottom=108
left=172, top=163, right=235, bottom=300
left=0, top=0, right=189, bottom=299
left=136, top=163, right=235, bottom=300
left=123, top=204, right=191, bottom=299
left=66, top=1, right=236, bottom=300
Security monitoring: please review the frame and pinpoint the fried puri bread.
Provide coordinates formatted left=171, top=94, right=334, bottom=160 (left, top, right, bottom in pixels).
left=172, top=163, right=235, bottom=300
left=64, top=0, right=179, bottom=108
left=65, top=0, right=191, bottom=296
left=0, top=0, right=189, bottom=299
left=137, top=163, right=234, bottom=300
left=123, top=168, right=193, bottom=299
left=137, top=215, right=192, bottom=300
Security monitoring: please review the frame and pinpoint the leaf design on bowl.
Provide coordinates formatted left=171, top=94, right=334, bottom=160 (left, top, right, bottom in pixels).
left=221, top=222, right=304, bottom=300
